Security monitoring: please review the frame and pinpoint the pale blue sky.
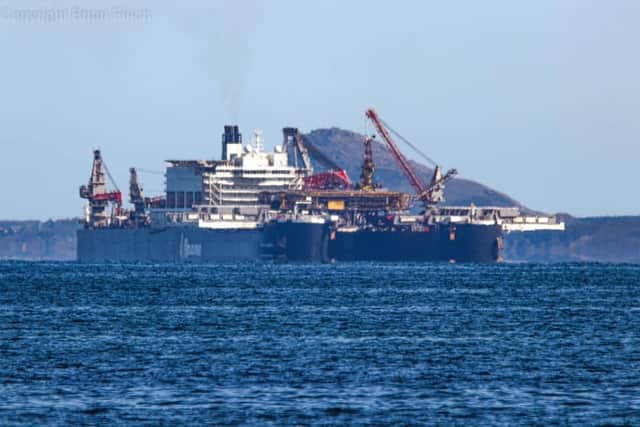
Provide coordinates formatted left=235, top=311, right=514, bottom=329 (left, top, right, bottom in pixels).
left=1, top=0, right=638, bottom=219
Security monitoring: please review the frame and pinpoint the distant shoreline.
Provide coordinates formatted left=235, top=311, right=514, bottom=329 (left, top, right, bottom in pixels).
left=2, top=216, right=639, bottom=263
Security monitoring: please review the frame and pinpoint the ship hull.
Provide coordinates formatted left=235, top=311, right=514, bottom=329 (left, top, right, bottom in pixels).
left=77, top=223, right=502, bottom=263
left=273, top=221, right=330, bottom=262
left=328, top=224, right=503, bottom=263
left=77, top=221, right=332, bottom=263
left=77, top=227, right=267, bottom=262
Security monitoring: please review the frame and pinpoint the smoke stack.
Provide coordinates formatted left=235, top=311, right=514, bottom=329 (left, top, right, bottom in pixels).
left=221, top=125, right=242, bottom=160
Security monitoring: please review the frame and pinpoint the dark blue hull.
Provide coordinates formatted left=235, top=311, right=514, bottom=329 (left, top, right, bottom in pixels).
left=77, top=223, right=502, bottom=263
left=77, top=221, right=332, bottom=263
left=272, top=222, right=330, bottom=262
left=77, top=227, right=266, bottom=263
left=329, top=224, right=502, bottom=263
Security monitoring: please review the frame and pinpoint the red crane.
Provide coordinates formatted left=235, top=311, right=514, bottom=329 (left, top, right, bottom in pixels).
left=365, top=108, right=457, bottom=206
left=91, top=191, right=123, bottom=204
left=303, top=169, right=352, bottom=191
left=79, top=149, right=123, bottom=227
left=287, top=129, right=353, bottom=190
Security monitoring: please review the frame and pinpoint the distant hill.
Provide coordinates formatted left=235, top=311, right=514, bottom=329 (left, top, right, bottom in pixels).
left=303, top=128, right=524, bottom=208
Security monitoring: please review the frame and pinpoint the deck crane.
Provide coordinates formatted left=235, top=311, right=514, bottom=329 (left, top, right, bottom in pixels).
left=300, top=133, right=352, bottom=190
left=365, top=108, right=457, bottom=208
left=359, top=135, right=376, bottom=191
left=283, top=127, right=352, bottom=190
left=128, top=167, right=149, bottom=226
left=283, top=127, right=313, bottom=174
left=79, top=149, right=123, bottom=228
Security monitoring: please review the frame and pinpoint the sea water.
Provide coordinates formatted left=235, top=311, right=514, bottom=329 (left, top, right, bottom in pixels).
left=1, top=262, right=639, bottom=425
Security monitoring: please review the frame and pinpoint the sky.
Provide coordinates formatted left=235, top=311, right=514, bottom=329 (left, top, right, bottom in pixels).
left=0, top=0, right=638, bottom=219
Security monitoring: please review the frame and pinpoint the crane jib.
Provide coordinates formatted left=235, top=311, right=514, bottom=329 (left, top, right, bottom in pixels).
left=366, top=108, right=428, bottom=195
left=365, top=108, right=457, bottom=206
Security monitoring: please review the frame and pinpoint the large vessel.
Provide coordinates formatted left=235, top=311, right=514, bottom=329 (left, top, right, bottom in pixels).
left=77, top=110, right=564, bottom=263
left=78, top=127, right=332, bottom=262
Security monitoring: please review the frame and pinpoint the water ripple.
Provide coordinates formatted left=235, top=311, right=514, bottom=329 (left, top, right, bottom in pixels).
left=0, top=261, right=639, bottom=425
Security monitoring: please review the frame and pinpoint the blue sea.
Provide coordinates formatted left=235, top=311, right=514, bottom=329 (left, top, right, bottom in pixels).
left=1, top=262, right=639, bottom=425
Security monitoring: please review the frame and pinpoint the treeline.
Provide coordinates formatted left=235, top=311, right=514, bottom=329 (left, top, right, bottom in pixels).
left=0, top=219, right=79, bottom=260
left=504, top=215, right=640, bottom=263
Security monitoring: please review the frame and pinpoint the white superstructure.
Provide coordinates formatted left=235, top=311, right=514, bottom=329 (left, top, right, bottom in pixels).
left=154, top=126, right=305, bottom=228
left=202, top=130, right=301, bottom=214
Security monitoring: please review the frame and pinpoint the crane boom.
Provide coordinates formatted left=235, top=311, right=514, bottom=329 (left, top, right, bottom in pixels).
left=282, top=127, right=353, bottom=190
left=300, top=135, right=345, bottom=172
left=293, top=130, right=313, bottom=172
left=365, top=108, right=457, bottom=207
left=282, top=127, right=312, bottom=173
left=366, top=108, right=428, bottom=195
left=300, top=134, right=353, bottom=190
